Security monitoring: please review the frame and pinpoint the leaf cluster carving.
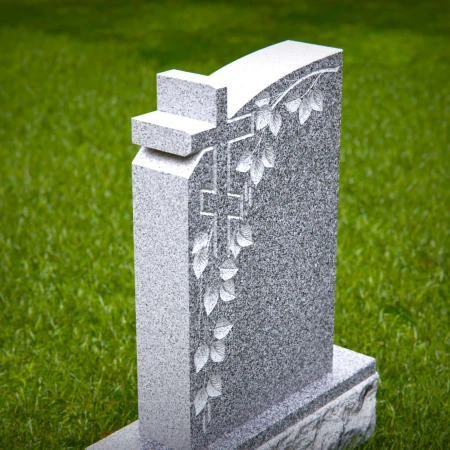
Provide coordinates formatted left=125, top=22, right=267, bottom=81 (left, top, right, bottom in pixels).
left=192, top=312, right=232, bottom=417
left=203, top=282, right=237, bottom=322
left=194, top=374, right=223, bottom=415
left=228, top=223, right=253, bottom=258
left=255, top=98, right=282, bottom=137
left=236, top=151, right=267, bottom=186
left=191, top=226, right=238, bottom=424
left=285, top=87, right=324, bottom=126
left=194, top=337, right=228, bottom=374
left=236, top=69, right=336, bottom=189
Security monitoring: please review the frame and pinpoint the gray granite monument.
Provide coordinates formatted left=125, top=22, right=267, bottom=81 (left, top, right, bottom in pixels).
left=88, top=40, right=378, bottom=450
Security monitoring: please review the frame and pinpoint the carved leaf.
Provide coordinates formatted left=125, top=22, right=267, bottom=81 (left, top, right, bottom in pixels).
left=261, top=145, right=275, bottom=168
left=192, top=232, right=209, bottom=254
left=194, top=388, right=208, bottom=416
left=255, top=96, right=270, bottom=107
left=193, top=247, right=208, bottom=279
left=309, top=88, right=324, bottom=112
left=207, top=374, right=222, bottom=398
left=255, top=106, right=271, bottom=130
left=204, top=285, right=219, bottom=316
left=220, top=279, right=235, bottom=302
left=298, top=99, right=312, bottom=125
left=219, top=258, right=238, bottom=281
left=194, top=344, right=209, bottom=373
left=210, top=340, right=225, bottom=362
left=229, top=232, right=242, bottom=258
left=250, top=157, right=265, bottom=185
left=269, top=110, right=282, bottom=136
left=236, top=224, right=253, bottom=247
left=214, top=317, right=233, bottom=339
left=236, top=150, right=253, bottom=173
left=285, top=96, right=302, bottom=113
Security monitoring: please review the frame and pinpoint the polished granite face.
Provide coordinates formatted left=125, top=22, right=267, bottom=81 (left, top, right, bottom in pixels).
left=130, top=41, right=347, bottom=449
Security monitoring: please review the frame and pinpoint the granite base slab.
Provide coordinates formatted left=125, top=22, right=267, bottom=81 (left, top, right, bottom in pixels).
left=87, top=346, right=378, bottom=450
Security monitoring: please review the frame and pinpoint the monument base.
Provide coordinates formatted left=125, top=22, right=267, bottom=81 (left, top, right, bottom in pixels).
left=87, top=346, right=378, bottom=450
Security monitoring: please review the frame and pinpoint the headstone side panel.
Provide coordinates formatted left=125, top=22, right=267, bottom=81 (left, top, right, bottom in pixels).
left=132, top=151, right=191, bottom=450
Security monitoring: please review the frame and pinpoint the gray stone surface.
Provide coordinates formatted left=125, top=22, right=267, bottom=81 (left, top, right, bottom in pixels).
left=132, top=110, right=216, bottom=157
left=88, top=40, right=378, bottom=450
left=132, top=70, right=245, bottom=157
left=87, top=347, right=378, bottom=450
left=257, top=375, right=378, bottom=450
left=207, top=346, right=376, bottom=449
left=157, top=70, right=227, bottom=124
left=132, top=157, right=191, bottom=448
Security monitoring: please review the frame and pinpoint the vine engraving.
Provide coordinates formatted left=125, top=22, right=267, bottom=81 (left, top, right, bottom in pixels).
left=191, top=66, right=339, bottom=430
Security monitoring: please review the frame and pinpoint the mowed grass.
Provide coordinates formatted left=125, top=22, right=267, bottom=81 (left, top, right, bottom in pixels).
left=0, top=0, right=448, bottom=448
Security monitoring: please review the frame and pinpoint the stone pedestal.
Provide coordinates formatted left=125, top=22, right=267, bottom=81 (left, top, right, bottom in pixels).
left=87, top=346, right=378, bottom=449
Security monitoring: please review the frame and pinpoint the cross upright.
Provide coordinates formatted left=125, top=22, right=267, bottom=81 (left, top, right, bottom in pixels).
left=132, top=69, right=252, bottom=260
left=200, top=163, right=244, bottom=259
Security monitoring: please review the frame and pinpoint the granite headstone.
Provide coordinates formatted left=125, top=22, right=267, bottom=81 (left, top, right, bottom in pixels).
left=88, top=40, right=379, bottom=450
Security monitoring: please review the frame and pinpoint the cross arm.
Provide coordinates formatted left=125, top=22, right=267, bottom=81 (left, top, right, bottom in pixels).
left=132, top=111, right=216, bottom=157
left=132, top=70, right=228, bottom=157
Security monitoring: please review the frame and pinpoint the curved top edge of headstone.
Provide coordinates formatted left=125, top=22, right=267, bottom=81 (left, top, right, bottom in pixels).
left=210, top=40, right=342, bottom=119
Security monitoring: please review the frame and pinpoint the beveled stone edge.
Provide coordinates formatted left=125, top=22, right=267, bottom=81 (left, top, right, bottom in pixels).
left=210, top=40, right=342, bottom=118
left=257, top=374, right=379, bottom=450
left=86, top=346, right=376, bottom=450
left=209, top=345, right=376, bottom=449
left=131, top=111, right=215, bottom=157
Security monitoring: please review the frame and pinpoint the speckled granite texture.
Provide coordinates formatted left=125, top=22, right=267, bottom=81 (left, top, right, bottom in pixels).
left=87, top=347, right=378, bottom=449
left=257, top=375, right=378, bottom=450
left=87, top=40, right=378, bottom=450
left=157, top=70, right=227, bottom=124
left=132, top=110, right=216, bottom=156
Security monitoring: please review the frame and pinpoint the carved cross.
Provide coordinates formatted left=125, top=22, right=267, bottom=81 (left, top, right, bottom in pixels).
left=131, top=69, right=253, bottom=261
left=200, top=145, right=244, bottom=259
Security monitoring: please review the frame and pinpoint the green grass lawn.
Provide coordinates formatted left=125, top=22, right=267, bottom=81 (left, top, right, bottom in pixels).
left=0, top=0, right=449, bottom=448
